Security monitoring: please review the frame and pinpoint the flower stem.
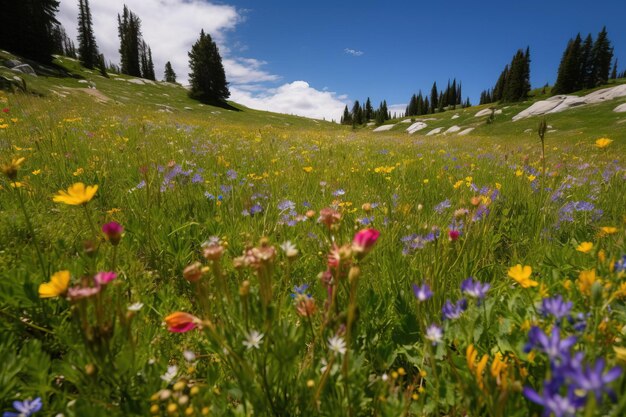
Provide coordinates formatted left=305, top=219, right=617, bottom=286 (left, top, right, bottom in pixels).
left=14, top=186, right=47, bottom=279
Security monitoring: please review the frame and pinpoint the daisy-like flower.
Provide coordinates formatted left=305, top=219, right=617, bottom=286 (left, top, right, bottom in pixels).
left=508, top=264, right=538, bottom=288
left=576, top=242, right=593, bottom=253
left=53, top=182, right=98, bottom=205
left=595, top=138, right=613, bottom=149
left=243, top=330, right=264, bottom=350
left=1, top=156, right=25, bottom=181
left=328, top=335, right=347, bottom=355
left=38, top=270, right=71, bottom=298
left=280, top=240, right=299, bottom=258
left=161, top=365, right=178, bottom=383
left=127, top=302, right=144, bottom=311
left=425, top=324, right=443, bottom=346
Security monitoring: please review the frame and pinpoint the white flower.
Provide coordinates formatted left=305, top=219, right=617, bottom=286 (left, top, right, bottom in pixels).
left=160, top=365, right=178, bottom=383
left=425, top=324, right=443, bottom=346
left=127, top=302, right=144, bottom=312
left=183, top=350, right=196, bottom=362
left=280, top=240, right=299, bottom=258
left=327, top=335, right=347, bottom=355
left=381, top=373, right=389, bottom=381
left=243, top=330, right=264, bottom=350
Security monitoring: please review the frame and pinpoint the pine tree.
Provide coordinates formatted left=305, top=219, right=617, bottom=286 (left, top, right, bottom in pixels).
left=188, top=30, right=230, bottom=103
left=164, top=61, right=177, bottom=83
left=0, top=0, right=60, bottom=63
left=580, top=34, right=594, bottom=89
left=118, top=6, right=142, bottom=77
left=450, top=79, right=457, bottom=109
left=98, top=53, right=108, bottom=78
left=611, top=59, right=618, bottom=80
left=493, top=65, right=508, bottom=101
left=430, top=82, right=438, bottom=113
left=140, top=40, right=155, bottom=80
left=364, top=98, right=374, bottom=121
left=77, top=0, right=99, bottom=69
left=502, top=49, right=530, bottom=102
left=591, top=27, right=613, bottom=86
left=341, top=105, right=352, bottom=125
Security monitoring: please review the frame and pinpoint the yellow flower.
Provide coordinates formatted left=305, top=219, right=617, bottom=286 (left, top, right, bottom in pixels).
left=53, top=183, right=98, bottom=205
left=1, top=157, right=25, bottom=180
left=576, top=242, right=593, bottom=253
left=0, top=124, right=8, bottom=129
left=595, top=138, right=613, bottom=148
left=302, top=166, right=313, bottom=173
left=73, top=167, right=84, bottom=176
left=508, top=264, right=538, bottom=288
left=577, top=269, right=598, bottom=296
left=527, top=175, right=536, bottom=182
left=39, top=270, right=71, bottom=298
left=32, top=169, right=41, bottom=175
left=599, top=226, right=618, bottom=236
left=614, top=346, right=626, bottom=363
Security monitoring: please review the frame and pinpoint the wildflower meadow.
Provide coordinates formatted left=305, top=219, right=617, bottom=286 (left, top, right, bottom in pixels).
left=1, top=89, right=626, bottom=417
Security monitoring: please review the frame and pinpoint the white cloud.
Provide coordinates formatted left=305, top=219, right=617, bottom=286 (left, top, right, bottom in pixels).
left=56, top=1, right=350, bottom=121
left=388, top=104, right=407, bottom=117
left=230, top=81, right=348, bottom=122
left=344, top=48, right=364, bottom=57
left=57, top=0, right=242, bottom=83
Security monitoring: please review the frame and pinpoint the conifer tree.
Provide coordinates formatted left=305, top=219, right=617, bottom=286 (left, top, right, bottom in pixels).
left=493, top=65, right=508, bottom=101
left=611, top=59, right=618, bottom=80
left=450, top=79, right=457, bottom=109
left=118, top=5, right=142, bottom=77
left=188, top=29, right=230, bottom=103
left=591, top=27, right=613, bottom=86
left=502, top=49, right=530, bottom=102
left=98, top=53, right=108, bottom=78
left=430, top=82, right=438, bottom=113
left=341, top=105, right=352, bottom=125
left=364, top=98, right=374, bottom=121
left=0, top=0, right=60, bottom=63
left=164, top=61, right=177, bottom=83
left=77, top=0, right=99, bottom=69
left=580, top=34, right=594, bottom=89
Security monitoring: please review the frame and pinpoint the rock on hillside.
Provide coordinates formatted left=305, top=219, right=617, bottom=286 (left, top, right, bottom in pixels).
left=614, top=103, right=626, bottom=113
left=373, top=124, right=394, bottom=132
left=406, top=122, right=427, bottom=134
left=513, top=84, right=626, bottom=121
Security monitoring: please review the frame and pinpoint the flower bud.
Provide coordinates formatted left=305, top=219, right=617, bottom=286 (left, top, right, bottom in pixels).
left=183, top=262, right=204, bottom=282
left=102, top=221, right=124, bottom=245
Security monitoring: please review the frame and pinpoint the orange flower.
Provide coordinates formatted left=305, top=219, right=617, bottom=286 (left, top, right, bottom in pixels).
left=576, top=242, right=593, bottom=253
left=595, top=138, right=613, bottom=149
left=164, top=312, right=199, bottom=333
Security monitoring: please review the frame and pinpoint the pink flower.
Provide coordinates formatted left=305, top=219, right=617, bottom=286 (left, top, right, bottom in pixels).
left=102, top=221, right=124, bottom=245
left=352, top=228, right=380, bottom=256
left=165, top=312, right=199, bottom=333
left=2, top=108, right=9, bottom=113
left=94, top=271, right=117, bottom=285
left=448, top=229, right=460, bottom=242
left=68, top=286, right=100, bottom=300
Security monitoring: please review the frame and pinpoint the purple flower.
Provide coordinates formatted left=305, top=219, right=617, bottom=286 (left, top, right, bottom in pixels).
left=94, top=271, right=117, bottom=286
left=412, top=283, right=433, bottom=302
left=249, top=204, right=263, bottom=215
left=332, top=189, right=346, bottom=197
left=278, top=200, right=296, bottom=211
left=442, top=299, right=467, bottom=320
left=523, top=386, right=584, bottom=417
left=614, top=255, right=626, bottom=274
left=3, top=397, right=42, bottom=417
left=434, top=199, right=451, bottom=214
left=540, top=295, right=573, bottom=321
left=525, top=326, right=577, bottom=366
left=460, top=277, right=490, bottom=300
left=220, top=184, right=232, bottom=193
left=425, top=324, right=443, bottom=345
left=291, top=284, right=310, bottom=298
left=226, top=169, right=238, bottom=180
left=191, top=173, right=203, bottom=184
left=569, top=358, right=622, bottom=402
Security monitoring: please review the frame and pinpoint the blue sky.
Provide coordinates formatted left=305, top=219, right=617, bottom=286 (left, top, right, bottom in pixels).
left=58, top=0, right=626, bottom=121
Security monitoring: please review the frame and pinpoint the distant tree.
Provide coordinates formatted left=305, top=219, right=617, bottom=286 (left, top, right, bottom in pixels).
left=611, top=58, right=618, bottom=80
left=364, top=98, right=374, bottom=121
left=450, top=79, right=457, bottom=109
left=437, top=92, right=444, bottom=112
left=77, top=0, right=99, bottom=69
left=97, top=53, right=108, bottom=77
left=118, top=5, right=142, bottom=77
left=164, top=61, right=177, bottom=83
left=374, top=107, right=385, bottom=125
left=591, top=27, right=613, bottom=86
left=580, top=34, right=594, bottom=89
left=464, top=97, right=471, bottom=108
left=430, top=82, right=438, bottom=113
left=188, top=30, right=230, bottom=103
left=502, top=48, right=530, bottom=102
left=140, top=41, right=155, bottom=80
left=493, top=65, right=508, bottom=101
left=553, top=35, right=582, bottom=94
left=0, top=0, right=60, bottom=63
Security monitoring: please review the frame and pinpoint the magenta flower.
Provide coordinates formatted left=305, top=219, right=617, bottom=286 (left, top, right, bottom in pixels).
left=94, top=271, right=117, bottom=286
left=67, top=286, right=100, bottom=300
left=448, top=229, right=460, bottom=242
left=102, top=221, right=124, bottom=245
left=352, top=228, right=380, bottom=257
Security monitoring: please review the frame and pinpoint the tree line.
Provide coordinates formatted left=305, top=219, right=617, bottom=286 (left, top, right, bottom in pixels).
left=0, top=0, right=230, bottom=104
left=479, top=48, right=531, bottom=105
left=405, top=79, right=470, bottom=116
left=340, top=98, right=390, bottom=127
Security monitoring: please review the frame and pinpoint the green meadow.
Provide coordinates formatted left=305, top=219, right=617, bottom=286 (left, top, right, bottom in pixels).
left=1, top=56, right=626, bottom=417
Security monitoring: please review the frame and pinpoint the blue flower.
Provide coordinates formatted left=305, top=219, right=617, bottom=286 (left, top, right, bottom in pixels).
left=278, top=200, right=296, bottom=211
left=569, top=358, right=622, bottom=402
left=614, top=255, right=626, bottom=274
left=425, top=324, right=443, bottom=345
left=523, top=386, right=584, bottom=417
left=540, top=295, right=573, bottom=321
left=460, top=277, right=490, bottom=300
left=412, top=283, right=433, bottom=302
left=332, top=189, right=346, bottom=197
left=433, top=199, right=451, bottom=214
left=525, top=326, right=577, bottom=366
left=442, top=299, right=467, bottom=320
left=249, top=204, right=263, bottom=215
left=3, top=397, right=42, bottom=417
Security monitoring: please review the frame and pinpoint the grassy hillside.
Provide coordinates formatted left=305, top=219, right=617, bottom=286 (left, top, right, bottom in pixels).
left=1, top=53, right=626, bottom=417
